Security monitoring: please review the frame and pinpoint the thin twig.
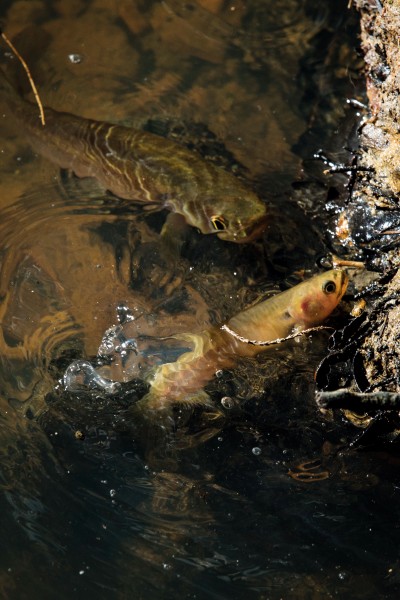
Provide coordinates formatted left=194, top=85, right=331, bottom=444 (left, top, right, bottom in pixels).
left=221, top=324, right=333, bottom=347
left=331, top=255, right=365, bottom=270
left=317, top=388, right=400, bottom=410
left=1, top=30, right=45, bottom=125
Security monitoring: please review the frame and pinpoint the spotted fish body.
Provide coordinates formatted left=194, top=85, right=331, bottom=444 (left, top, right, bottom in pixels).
left=141, top=270, right=348, bottom=409
left=1, top=74, right=267, bottom=242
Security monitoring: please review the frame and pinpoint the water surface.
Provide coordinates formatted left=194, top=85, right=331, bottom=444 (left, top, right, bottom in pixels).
left=1, top=1, right=398, bottom=599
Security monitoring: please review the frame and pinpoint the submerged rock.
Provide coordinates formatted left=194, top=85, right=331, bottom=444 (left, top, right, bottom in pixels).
left=316, top=0, right=400, bottom=443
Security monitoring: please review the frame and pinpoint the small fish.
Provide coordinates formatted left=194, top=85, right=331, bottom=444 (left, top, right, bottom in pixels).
left=0, top=72, right=267, bottom=242
left=139, top=269, right=348, bottom=410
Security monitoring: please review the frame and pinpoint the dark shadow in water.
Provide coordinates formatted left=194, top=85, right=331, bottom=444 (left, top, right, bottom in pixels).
left=2, top=2, right=398, bottom=600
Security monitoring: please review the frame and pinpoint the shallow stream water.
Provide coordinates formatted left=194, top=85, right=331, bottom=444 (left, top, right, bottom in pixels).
left=1, top=1, right=400, bottom=599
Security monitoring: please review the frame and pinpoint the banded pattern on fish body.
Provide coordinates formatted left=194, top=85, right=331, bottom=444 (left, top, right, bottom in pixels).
left=0, top=72, right=267, bottom=242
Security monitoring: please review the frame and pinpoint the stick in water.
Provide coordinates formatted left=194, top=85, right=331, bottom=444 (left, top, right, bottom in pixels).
left=317, top=388, right=400, bottom=411
left=0, top=30, right=45, bottom=126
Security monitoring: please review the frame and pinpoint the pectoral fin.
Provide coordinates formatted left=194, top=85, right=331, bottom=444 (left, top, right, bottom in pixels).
left=160, top=212, right=189, bottom=255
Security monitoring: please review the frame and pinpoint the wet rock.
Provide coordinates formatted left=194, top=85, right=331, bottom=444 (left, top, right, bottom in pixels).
left=356, top=0, right=400, bottom=195
left=362, top=122, right=389, bottom=150
left=359, top=269, right=400, bottom=391
left=315, top=265, right=400, bottom=444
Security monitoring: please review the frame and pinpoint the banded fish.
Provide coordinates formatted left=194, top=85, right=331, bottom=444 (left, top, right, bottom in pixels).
left=139, top=269, right=348, bottom=410
left=0, top=72, right=267, bottom=242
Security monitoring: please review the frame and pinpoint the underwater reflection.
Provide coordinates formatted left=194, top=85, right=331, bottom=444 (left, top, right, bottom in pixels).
left=1, top=1, right=392, bottom=599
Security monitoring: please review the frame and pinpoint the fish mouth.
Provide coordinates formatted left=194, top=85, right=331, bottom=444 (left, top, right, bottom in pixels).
left=218, top=215, right=268, bottom=243
left=241, top=216, right=268, bottom=242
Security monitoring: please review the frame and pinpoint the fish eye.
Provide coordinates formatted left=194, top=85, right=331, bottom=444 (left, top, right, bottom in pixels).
left=323, top=280, right=336, bottom=294
left=211, top=215, right=227, bottom=231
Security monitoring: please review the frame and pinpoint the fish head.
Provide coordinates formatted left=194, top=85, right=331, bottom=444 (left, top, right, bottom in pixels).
left=290, top=269, right=348, bottom=327
left=201, top=192, right=267, bottom=243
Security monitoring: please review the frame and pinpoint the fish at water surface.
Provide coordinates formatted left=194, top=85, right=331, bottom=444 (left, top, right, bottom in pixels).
left=0, top=72, right=267, bottom=242
left=137, top=269, right=348, bottom=411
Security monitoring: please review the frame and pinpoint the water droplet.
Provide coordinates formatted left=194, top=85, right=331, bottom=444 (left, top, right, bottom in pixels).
left=317, top=255, right=333, bottom=269
left=63, top=360, right=121, bottom=394
left=117, top=303, right=134, bottom=323
left=252, top=447, right=262, bottom=456
left=68, top=53, right=83, bottom=64
left=221, top=396, right=234, bottom=409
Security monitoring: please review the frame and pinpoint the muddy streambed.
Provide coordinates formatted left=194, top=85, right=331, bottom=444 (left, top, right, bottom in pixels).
left=1, top=1, right=400, bottom=599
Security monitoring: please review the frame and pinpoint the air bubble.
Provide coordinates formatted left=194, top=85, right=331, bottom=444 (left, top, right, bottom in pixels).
left=316, top=255, right=333, bottom=269
left=63, top=360, right=121, bottom=394
left=221, top=396, right=234, bottom=409
left=68, top=53, right=83, bottom=64
left=252, top=447, right=262, bottom=456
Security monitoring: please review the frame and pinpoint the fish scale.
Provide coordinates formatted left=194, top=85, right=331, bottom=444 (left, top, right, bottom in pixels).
left=137, top=269, right=348, bottom=410
left=0, top=70, right=267, bottom=242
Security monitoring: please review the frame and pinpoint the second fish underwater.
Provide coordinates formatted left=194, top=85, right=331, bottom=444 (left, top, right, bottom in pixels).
left=64, top=269, right=348, bottom=413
